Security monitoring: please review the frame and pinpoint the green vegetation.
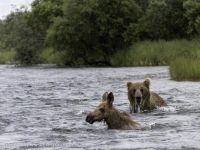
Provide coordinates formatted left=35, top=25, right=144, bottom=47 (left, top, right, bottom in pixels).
left=170, top=58, right=200, bottom=81
left=0, top=0, right=200, bottom=80
left=40, top=48, right=67, bottom=65
left=1, top=0, right=200, bottom=66
left=111, top=39, right=200, bottom=66
left=0, top=49, right=16, bottom=64
left=111, top=39, right=200, bottom=81
left=47, top=0, right=142, bottom=65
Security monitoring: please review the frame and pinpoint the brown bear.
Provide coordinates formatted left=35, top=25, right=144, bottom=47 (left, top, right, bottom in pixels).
left=86, top=92, right=141, bottom=130
left=127, top=79, right=167, bottom=113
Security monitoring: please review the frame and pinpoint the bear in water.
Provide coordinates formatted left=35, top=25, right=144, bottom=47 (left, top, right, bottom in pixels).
left=127, top=79, right=167, bottom=113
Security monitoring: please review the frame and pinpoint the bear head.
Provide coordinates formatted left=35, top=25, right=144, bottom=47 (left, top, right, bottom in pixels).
left=127, top=79, right=151, bottom=113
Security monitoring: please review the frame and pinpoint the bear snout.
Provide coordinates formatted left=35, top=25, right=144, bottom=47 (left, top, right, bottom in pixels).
left=136, top=96, right=141, bottom=104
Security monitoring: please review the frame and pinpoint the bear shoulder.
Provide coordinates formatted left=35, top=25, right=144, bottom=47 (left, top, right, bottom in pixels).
left=150, top=92, right=167, bottom=108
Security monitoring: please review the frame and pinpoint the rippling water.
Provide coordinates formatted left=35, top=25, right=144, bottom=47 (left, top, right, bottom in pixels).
left=0, top=65, right=200, bottom=150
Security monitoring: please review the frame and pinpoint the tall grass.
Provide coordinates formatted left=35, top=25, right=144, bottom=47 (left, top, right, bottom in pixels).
left=111, top=39, right=200, bottom=81
left=0, top=49, right=16, bottom=64
left=111, top=39, right=200, bottom=66
left=170, top=58, right=200, bottom=81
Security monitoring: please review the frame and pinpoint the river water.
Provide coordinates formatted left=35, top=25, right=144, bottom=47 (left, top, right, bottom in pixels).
left=0, top=65, right=199, bottom=150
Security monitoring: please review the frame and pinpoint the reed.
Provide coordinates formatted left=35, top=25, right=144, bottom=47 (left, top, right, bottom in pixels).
left=111, top=39, right=200, bottom=66
left=170, top=58, right=200, bottom=81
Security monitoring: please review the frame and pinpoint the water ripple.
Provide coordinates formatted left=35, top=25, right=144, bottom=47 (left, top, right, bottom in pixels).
left=0, top=65, right=200, bottom=149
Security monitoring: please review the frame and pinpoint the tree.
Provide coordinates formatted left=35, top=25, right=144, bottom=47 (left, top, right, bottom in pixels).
left=136, top=0, right=188, bottom=40
left=28, top=0, right=63, bottom=31
left=0, top=13, right=20, bottom=50
left=48, top=0, right=142, bottom=65
left=1, top=0, right=65, bottom=65
left=184, top=0, right=200, bottom=36
left=26, top=0, right=64, bottom=55
left=0, top=19, right=4, bottom=50
left=135, top=0, right=150, bottom=12
left=0, top=10, right=42, bottom=65
left=14, top=12, right=43, bottom=65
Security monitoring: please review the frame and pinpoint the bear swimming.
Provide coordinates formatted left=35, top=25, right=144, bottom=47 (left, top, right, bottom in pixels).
left=127, top=79, right=167, bottom=113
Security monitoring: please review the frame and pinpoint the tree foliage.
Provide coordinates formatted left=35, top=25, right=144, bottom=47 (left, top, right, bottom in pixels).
left=136, top=0, right=188, bottom=40
left=0, top=10, right=43, bottom=65
left=48, top=0, right=142, bottom=65
left=184, top=0, right=200, bottom=35
left=0, top=0, right=200, bottom=65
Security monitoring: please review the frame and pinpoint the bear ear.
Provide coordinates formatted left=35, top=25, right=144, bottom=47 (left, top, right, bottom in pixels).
left=127, top=82, right=132, bottom=90
left=102, top=92, right=108, bottom=101
left=107, top=92, right=114, bottom=107
left=144, top=79, right=150, bottom=88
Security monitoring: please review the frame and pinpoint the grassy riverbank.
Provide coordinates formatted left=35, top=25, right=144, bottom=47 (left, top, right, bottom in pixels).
left=1, top=39, right=200, bottom=81
left=111, top=39, right=200, bottom=81
left=111, top=39, right=200, bottom=66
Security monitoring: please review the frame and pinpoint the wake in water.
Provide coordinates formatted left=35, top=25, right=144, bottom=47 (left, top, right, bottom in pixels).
left=157, top=106, right=177, bottom=112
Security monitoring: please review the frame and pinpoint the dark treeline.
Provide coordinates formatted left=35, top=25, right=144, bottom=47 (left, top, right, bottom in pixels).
left=0, top=0, right=200, bottom=66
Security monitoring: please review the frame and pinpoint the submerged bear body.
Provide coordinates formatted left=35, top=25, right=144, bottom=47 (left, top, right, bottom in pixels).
left=148, top=91, right=167, bottom=110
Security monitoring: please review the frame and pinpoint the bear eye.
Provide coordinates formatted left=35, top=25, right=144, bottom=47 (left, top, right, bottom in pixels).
left=140, top=88, right=144, bottom=93
left=100, top=108, right=105, bottom=113
left=132, top=89, right=136, bottom=92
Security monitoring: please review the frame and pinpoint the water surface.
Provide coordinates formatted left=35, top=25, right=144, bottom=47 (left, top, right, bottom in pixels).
left=0, top=65, right=199, bottom=150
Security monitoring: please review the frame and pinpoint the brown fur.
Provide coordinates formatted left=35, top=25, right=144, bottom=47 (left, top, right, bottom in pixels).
left=127, top=79, right=167, bottom=113
left=86, top=92, right=141, bottom=130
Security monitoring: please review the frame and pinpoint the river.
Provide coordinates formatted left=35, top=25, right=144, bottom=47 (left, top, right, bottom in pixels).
left=0, top=65, right=199, bottom=150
